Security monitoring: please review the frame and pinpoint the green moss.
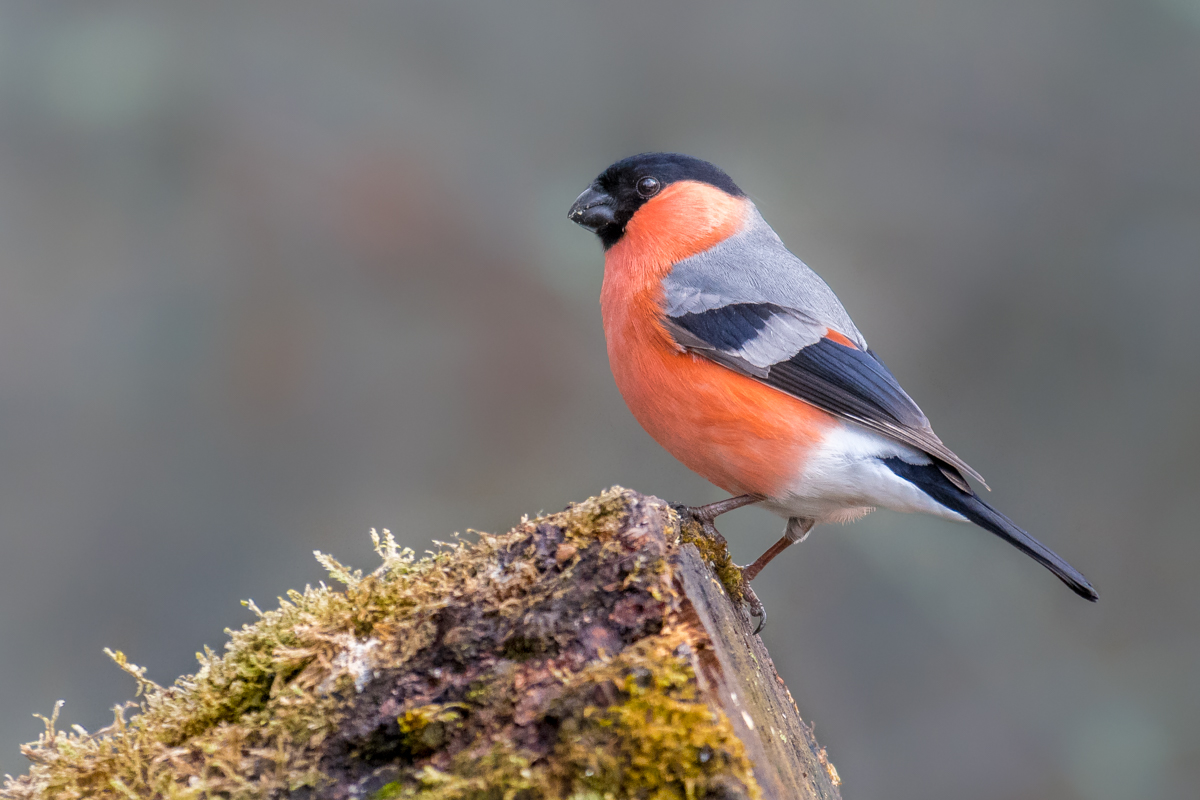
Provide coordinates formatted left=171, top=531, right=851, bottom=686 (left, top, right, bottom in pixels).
left=395, top=705, right=470, bottom=758
left=550, top=631, right=757, bottom=799
left=363, top=628, right=757, bottom=800
left=674, top=511, right=748, bottom=605
left=371, top=748, right=541, bottom=800
left=4, top=488, right=759, bottom=800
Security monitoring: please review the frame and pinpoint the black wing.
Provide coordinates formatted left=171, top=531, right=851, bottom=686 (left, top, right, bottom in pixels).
left=665, top=302, right=986, bottom=491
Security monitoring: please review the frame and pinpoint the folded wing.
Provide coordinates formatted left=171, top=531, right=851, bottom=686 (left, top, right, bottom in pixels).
left=660, top=207, right=985, bottom=491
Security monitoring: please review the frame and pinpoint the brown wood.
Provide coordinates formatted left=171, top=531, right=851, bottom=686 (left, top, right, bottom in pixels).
left=674, top=542, right=842, bottom=799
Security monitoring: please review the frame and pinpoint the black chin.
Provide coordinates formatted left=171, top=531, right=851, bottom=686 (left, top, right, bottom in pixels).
left=595, top=222, right=626, bottom=250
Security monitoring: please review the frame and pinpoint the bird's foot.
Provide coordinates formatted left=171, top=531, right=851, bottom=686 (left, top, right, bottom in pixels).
left=672, top=494, right=762, bottom=545
left=738, top=574, right=767, bottom=634
left=672, top=505, right=728, bottom=547
left=672, top=494, right=766, bottom=633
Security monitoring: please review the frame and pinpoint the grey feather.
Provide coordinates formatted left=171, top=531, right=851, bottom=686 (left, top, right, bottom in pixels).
left=664, top=320, right=770, bottom=378
left=662, top=206, right=869, bottom=350
left=660, top=203, right=988, bottom=492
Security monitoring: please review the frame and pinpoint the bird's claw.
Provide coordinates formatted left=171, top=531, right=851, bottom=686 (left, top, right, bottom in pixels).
left=741, top=579, right=766, bottom=634
left=671, top=503, right=729, bottom=547
left=672, top=498, right=766, bottom=633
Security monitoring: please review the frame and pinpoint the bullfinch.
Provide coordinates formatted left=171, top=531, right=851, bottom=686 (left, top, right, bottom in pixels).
left=568, top=152, right=1097, bottom=626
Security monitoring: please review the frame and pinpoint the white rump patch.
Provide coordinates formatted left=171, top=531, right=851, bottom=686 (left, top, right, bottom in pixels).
left=768, top=424, right=968, bottom=524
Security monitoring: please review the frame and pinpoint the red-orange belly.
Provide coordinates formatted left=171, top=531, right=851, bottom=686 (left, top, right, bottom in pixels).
left=602, top=301, right=834, bottom=498
left=596, top=179, right=835, bottom=497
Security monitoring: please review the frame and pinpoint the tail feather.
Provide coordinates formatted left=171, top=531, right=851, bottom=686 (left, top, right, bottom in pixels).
left=883, top=457, right=1098, bottom=601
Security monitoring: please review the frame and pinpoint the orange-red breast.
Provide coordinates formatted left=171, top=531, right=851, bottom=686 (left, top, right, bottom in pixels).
left=568, top=152, right=1097, bottom=610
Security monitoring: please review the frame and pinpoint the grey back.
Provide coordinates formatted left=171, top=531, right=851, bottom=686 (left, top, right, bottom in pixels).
left=660, top=205, right=868, bottom=351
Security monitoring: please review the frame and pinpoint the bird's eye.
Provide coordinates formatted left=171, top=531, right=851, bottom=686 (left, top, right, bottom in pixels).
left=636, top=176, right=661, bottom=198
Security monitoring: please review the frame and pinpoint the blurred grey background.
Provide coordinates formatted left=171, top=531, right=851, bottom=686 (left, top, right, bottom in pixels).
left=0, top=1, right=1197, bottom=798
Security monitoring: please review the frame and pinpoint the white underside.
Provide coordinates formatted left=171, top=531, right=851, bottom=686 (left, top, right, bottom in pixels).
left=762, top=423, right=969, bottom=525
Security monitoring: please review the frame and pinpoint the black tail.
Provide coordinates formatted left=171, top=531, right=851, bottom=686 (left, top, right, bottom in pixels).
left=883, top=457, right=1098, bottom=601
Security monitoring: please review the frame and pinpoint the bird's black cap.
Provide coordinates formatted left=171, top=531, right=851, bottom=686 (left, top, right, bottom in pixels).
left=568, top=153, right=744, bottom=249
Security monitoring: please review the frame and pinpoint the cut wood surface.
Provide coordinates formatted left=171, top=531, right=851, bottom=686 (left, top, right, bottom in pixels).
left=3, top=488, right=841, bottom=800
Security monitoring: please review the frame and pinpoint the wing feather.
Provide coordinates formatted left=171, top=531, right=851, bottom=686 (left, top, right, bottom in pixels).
left=664, top=307, right=987, bottom=491
left=660, top=202, right=986, bottom=491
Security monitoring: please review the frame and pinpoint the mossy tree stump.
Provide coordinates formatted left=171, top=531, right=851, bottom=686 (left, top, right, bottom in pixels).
left=3, top=489, right=842, bottom=800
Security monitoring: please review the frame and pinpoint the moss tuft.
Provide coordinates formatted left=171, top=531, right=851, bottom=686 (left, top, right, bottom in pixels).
left=548, top=630, right=756, bottom=799
left=3, top=488, right=760, bottom=800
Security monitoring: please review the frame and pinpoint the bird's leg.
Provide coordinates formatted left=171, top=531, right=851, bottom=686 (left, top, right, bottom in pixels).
left=744, top=516, right=815, bottom=580
left=741, top=517, right=815, bottom=634
left=674, top=494, right=771, bottom=631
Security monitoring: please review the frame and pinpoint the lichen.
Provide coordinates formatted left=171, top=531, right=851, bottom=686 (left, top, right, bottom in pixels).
left=3, top=488, right=760, bottom=800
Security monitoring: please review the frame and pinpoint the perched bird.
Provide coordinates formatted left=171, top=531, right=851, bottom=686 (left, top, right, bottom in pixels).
left=568, top=152, right=1097, bottom=626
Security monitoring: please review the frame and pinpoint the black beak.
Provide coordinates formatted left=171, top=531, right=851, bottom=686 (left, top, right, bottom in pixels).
left=568, top=184, right=616, bottom=232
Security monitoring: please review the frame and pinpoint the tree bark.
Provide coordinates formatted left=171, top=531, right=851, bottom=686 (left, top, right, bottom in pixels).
left=673, top=542, right=842, bottom=799
left=3, top=489, right=842, bottom=800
